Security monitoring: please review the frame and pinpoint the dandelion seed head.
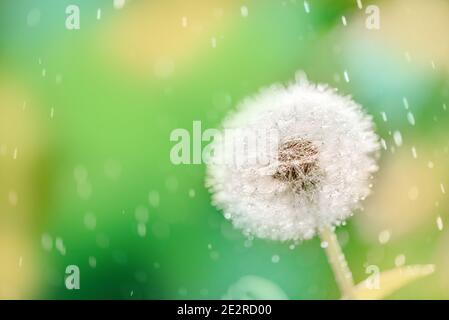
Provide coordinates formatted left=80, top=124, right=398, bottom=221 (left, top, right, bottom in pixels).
left=206, top=73, right=380, bottom=241
left=273, top=138, right=322, bottom=194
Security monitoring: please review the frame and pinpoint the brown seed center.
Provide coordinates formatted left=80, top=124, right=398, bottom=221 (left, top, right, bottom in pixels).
left=273, top=138, right=321, bottom=193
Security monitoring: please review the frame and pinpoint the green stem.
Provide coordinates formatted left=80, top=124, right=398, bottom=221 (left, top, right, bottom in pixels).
left=319, top=226, right=355, bottom=299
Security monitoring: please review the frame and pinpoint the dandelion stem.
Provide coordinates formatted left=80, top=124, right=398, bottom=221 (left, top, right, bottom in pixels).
left=319, top=226, right=355, bottom=299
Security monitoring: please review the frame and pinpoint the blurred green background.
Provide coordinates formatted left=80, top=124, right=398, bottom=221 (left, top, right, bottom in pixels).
left=1, top=0, right=449, bottom=299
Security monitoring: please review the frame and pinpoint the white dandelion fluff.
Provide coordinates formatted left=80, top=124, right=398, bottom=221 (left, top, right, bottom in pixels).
left=206, top=73, right=380, bottom=242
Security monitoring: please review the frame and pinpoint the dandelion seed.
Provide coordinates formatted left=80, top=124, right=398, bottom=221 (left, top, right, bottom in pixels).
left=303, top=1, right=310, bottom=13
left=380, top=111, right=387, bottom=122
left=188, top=189, right=196, bottom=198
left=50, top=107, right=54, bottom=119
left=240, top=6, right=248, bottom=17
left=393, top=131, right=402, bottom=147
left=13, top=147, right=18, bottom=160
left=356, top=0, right=363, bottom=9
left=42, top=69, right=46, bottom=77
left=427, top=161, right=434, bottom=169
left=271, top=255, right=280, bottom=263
left=96, top=9, right=101, bottom=20
left=211, top=37, right=217, bottom=48
left=320, top=241, right=329, bottom=248
left=436, top=216, right=444, bottom=231
left=206, top=72, right=380, bottom=241
left=341, top=16, right=347, bottom=26
left=430, top=60, right=436, bottom=70
left=19, top=256, right=23, bottom=268
left=440, top=183, right=446, bottom=194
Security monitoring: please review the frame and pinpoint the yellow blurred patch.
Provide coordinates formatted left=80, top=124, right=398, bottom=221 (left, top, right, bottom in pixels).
left=0, top=79, right=48, bottom=298
left=100, top=0, right=237, bottom=78
left=357, top=140, right=449, bottom=241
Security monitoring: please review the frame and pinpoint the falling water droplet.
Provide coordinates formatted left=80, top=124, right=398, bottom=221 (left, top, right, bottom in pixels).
left=343, top=70, right=350, bottom=82
left=240, top=6, right=248, bottom=17
left=436, top=216, right=444, bottom=231
left=407, top=112, right=415, bottom=125
left=393, top=131, right=403, bottom=147
left=402, top=97, right=409, bottom=109
left=303, top=1, right=310, bottom=13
